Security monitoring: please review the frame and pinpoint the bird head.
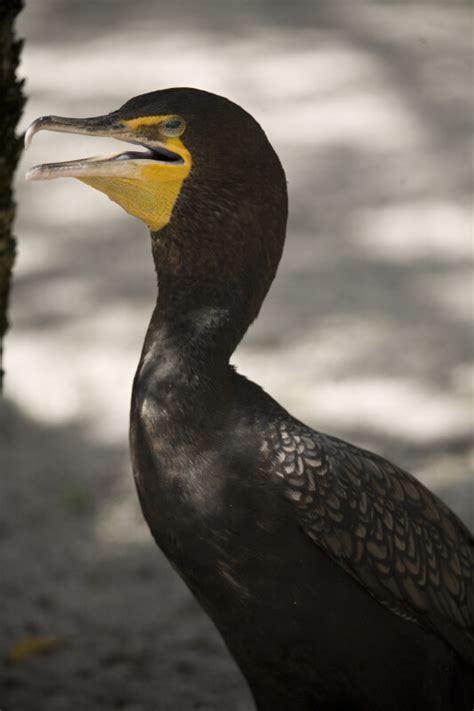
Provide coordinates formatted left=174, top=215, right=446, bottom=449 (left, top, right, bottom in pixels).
left=25, top=87, right=286, bottom=234
left=25, top=88, right=288, bottom=338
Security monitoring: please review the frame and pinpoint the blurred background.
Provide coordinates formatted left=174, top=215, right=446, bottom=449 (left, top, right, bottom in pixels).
left=1, top=1, right=472, bottom=709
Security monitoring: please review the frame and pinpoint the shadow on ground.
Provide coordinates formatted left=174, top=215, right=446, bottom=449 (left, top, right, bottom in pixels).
left=1, top=399, right=253, bottom=711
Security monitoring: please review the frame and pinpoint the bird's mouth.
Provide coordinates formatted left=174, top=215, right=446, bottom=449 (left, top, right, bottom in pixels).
left=24, top=114, right=186, bottom=181
left=24, top=112, right=192, bottom=231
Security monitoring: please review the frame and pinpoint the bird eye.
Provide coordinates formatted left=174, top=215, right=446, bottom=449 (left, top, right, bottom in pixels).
left=160, top=116, right=186, bottom=137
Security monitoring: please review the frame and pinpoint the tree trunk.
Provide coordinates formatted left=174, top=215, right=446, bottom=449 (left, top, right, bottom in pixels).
left=0, top=0, right=25, bottom=391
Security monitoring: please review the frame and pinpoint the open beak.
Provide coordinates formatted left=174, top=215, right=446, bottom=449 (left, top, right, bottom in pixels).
left=24, top=113, right=184, bottom=181
left=24, top=110, right=191, bottom=230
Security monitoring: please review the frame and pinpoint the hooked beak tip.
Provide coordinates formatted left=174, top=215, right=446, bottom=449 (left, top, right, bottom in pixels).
left=24, top=116, right=52, bottom=150
left=24, top=124, right=34, bottom=150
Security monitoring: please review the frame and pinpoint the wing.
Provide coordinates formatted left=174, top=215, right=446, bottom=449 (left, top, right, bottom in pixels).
left=264, top=419, right=474, bottom=665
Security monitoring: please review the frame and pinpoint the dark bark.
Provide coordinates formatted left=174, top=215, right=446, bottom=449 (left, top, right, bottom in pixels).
left=0, top=0, right=25, bottom=391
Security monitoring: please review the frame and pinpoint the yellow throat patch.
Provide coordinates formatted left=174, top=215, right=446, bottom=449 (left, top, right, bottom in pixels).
left=81, top=116, right=192, bottom=232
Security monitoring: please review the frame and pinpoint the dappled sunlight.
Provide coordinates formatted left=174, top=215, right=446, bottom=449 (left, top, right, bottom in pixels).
left=11, top=0, right=472, bottom=499
left=304, top=377, right=470, bottom=442
left=6, top=302, right=147, bottom=440
left=2, top=1, right=472, bottom=709
left=237, top=345, right=472, bottom=443
left=421, top=270, right=473, bottom=322
left=351, top=201, right=471, bottom=262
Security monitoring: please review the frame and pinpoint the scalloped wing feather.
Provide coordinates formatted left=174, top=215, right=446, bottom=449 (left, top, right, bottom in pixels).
left=265, top=420, right=474, bottom=666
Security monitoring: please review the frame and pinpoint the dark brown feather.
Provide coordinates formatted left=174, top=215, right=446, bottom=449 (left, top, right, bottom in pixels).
left=264, top=418, right=474, bottom=666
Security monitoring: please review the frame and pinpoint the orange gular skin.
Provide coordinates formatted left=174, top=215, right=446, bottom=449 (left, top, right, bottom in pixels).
left=81, top=115, right=192, bottom=231
left=80, top=135, right=192, bottom=232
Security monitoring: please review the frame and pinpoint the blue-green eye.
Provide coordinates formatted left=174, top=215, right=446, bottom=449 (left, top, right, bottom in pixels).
left=160, top=116, right=186, bottom=137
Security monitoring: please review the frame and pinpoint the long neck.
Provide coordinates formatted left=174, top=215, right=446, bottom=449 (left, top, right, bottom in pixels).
left=141, top=297, right=241, bottom=381
left=143, top=216, right=284, bottom=375
left=138, top=146, right=288, bottom=387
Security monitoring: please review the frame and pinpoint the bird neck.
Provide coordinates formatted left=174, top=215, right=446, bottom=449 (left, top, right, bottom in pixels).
left=136, top=262, right=252, bottom=394
left=142, top=296, right=242, bottom=380
left=144, top=245, right=280, bottom=378
left=140, top=161, right=288, bottom=385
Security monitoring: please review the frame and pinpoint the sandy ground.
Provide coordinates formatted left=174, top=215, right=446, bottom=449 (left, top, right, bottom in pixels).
left=1, top=1, right=473, bottom=709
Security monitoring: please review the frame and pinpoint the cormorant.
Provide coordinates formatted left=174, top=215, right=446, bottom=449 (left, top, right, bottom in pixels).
left=25, top=89, right=473, bottom=711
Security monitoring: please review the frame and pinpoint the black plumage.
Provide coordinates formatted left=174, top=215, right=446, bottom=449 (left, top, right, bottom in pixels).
left=27, top=89, right=474, bottom=710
